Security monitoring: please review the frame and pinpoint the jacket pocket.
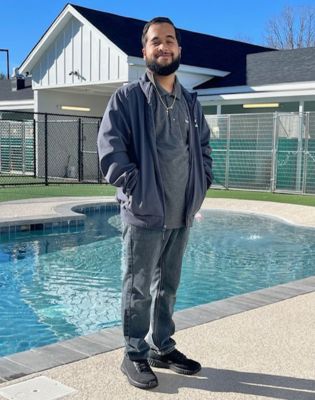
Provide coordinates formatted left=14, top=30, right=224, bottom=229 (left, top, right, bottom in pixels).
left=126, top=174, right=163, bottom=218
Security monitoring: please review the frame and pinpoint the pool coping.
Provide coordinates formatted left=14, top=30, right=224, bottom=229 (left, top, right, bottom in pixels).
left=0, top=198, right=119, bottom=239
left=0, top=198, right=315, bottom=383
left=0, top=197, right=117, bottom=229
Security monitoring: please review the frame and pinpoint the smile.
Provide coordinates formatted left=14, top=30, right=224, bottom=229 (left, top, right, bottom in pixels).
left=157, top=53, right=172, bottom=58
left=156, top=56, right=172, bottom=62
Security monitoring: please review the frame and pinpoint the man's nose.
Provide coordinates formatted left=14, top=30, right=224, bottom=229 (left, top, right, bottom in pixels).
left=158, top=42, right=169, bottom=51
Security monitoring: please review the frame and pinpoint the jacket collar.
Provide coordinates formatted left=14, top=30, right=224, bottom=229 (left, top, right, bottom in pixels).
left=139, top=73, right=197, bottom=107
left=145, top=70, right=182, bottom=100
left=139, top=73, right=154, bottom=103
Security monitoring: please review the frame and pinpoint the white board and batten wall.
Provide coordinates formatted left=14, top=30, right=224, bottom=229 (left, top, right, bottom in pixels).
left=32, top=16, right=128, bottom=88
left=27, top=8, right=216, bottom=116
left=31, top=15, right=129, bottom=116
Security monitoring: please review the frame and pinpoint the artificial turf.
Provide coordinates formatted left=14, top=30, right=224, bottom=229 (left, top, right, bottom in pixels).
left=0, top=184, right=314, bottom=207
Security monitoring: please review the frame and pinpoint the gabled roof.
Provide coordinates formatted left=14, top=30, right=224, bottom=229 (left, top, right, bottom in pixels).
left=19, top=2, right=272, bottom=86
left=0, top=78, right=33, bottom=101
left=71, top=4, right=272, bottom=73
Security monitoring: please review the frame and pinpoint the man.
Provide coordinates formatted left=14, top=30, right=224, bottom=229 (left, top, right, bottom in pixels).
left=97, top=17, right=213, bottom=390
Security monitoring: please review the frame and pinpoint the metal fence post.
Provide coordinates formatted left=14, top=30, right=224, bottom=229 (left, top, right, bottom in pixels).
left=302, top=112, right=309, bottom=194
left=78, top=118, right=82, bottom=182
left=33, top=118, right=37, bottom=178
left=295, top=112, right=304, bottom=192
left=225, top=115, right=230, bottom=189
left=44, top=113, right=48, bottom=186
left=22, top=123, right=25, bottom=175
left=271, top=112, right=278, bottom=192
left=0, top=123, right=2, bottom=174
left=8, top=121, right=12, bottom=171
left=97, top=119, right=102, bottom=183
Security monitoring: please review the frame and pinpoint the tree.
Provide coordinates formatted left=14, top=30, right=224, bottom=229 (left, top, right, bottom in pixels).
left=233, top=33, right=253, bottom=44
left=0, top=72, right=6, bottom=80
left=265, top=5, right=315, bottom=49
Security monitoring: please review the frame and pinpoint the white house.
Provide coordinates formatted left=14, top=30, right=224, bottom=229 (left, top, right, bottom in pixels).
left=0, top=3, right=314, bottom=192
left=0, top=3, right=279, bottom=117
left=1, top=4, right=315, bottom=117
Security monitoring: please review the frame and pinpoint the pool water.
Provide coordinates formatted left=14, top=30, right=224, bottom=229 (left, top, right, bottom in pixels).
left=0, top=208, right=314, bottom=357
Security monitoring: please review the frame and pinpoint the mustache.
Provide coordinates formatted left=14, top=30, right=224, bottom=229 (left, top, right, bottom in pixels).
left=146, top=54, right=181, bottom=76
left=157, top=51, right=172, bottom=56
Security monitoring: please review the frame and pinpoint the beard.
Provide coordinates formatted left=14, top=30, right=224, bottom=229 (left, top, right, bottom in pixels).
left=146, top=54, right=181, bottom=76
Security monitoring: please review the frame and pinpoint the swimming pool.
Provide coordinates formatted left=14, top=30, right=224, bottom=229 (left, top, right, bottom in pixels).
left=1, top=206, right=314, bottom=357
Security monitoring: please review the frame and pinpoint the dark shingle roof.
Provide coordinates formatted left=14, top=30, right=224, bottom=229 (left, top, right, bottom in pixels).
left=199, top=46, right=315, bottom=90
left=247, top=47, right=315, bottom=86
left=0, top=77, right=33, bottom=101
left=71, top=4, right=272, bottom=83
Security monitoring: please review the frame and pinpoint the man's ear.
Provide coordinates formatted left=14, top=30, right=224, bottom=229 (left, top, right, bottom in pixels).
left=142, top=48, right=146, bottom=59
left=179, top=46, right=182, bottom=56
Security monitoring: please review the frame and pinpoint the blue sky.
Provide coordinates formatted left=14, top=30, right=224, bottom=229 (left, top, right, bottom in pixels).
left=0, top=0, right=312, bottom=75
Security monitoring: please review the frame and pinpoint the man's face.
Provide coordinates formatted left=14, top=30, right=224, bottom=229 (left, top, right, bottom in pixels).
left=142, top=22, right=181, bottom=76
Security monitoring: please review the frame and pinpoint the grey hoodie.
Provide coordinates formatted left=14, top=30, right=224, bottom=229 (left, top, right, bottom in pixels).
left=97, top=73, right=213, bottom=229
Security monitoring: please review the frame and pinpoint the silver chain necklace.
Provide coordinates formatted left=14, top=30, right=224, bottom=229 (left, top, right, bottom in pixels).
left=152, top=78, right=177, bottom=114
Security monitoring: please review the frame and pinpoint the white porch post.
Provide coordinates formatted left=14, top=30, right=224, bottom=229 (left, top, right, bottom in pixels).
left=296, top=101, right=305, bottom=191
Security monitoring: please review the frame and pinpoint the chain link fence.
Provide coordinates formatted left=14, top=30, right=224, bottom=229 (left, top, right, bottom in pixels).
left=0, top=110, right=315, bottom=194
left=0, top=111, right=102, bottom=186
left=206, top=112, right=315, bottom=194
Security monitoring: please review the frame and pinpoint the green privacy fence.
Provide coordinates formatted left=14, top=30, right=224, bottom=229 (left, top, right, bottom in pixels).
left=0, top=136, right=34, bottom=174
left=206, top=112, right=315, bottom=194
left=0, top=119, right=35, bottom=175
left=276, top=138, right=315, bottom=192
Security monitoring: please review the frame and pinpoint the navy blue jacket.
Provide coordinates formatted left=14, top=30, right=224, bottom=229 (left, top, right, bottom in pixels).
left=97, top=74, right=213, bottom=229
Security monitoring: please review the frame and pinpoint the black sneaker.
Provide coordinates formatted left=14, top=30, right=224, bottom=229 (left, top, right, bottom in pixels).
left=121, top=356, right=158, bottom=389
left=148, top=348, right=201, bottom=375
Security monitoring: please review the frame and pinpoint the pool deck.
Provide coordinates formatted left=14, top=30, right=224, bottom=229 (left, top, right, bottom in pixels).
left=0, top=197, right=315, bottom=400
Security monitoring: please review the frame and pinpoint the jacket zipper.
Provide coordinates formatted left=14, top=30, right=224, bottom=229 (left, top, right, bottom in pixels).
left=140, top=77, right=197, bottom=231
left=185, top=97, right=198, bottom=227
left=146, top=98, right=167, bottom=232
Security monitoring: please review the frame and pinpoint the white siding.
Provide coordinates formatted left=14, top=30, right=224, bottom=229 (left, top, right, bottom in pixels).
left=109, top=48, right=118, bottom=81
left=56, top=32, right=65, bottom=84
left=48, top=43, right=56, bottom=85
left=41, top=53, right=48, bottom=86
left=91, top=33, right=100, bottom=81
left=64, top=21, right=73, bottom=85
left=72, top=19, right=82, bottom=80
left=81, top=24, right=91, bottom=81
left=32, top=16, right=128, bottom=88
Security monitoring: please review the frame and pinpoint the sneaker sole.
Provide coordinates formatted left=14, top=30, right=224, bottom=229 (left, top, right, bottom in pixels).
left=120, top=365, right=158, bottom=389
left=148, top=358, right=201, bottom=375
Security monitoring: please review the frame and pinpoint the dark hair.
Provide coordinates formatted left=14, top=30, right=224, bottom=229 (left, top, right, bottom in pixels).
left=141, top=17, right=181, bottom=47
